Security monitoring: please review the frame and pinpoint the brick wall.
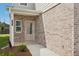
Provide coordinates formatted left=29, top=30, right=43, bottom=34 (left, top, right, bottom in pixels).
left=35, top=15, right=46, bottom=47
left=42, top=3, right=74, bottom=55
left=74, top=3, right=79, bottom=56
left=14, top=14, right=46, bottom=47
left=14, top=14, right=35, bottom=44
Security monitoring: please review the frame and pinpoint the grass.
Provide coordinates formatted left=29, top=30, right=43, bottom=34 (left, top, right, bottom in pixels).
left=0, top=45, right=32, bottom=56
left=0, top=34, right=9, bottom=48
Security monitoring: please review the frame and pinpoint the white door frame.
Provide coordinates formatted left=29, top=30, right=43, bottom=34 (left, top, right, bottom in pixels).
left=24, top=20, right=35, bottom=40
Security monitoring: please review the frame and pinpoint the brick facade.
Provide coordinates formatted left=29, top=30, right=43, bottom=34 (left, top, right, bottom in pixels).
left=13, top=3, right=79, bottom=56
left=74, top=3, right=79, bottom=56
left=14, top=14, right=35, bottom=44
left=35, top=15, right=46, bottom=47
left=14, top=14, right=46, bottom=46
left=42, top=3, right=74, bottom=55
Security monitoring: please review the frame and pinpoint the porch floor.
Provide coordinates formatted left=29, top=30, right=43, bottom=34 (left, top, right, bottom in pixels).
left=26, top=40, right=58, bottom=56
left=26, top=40, right=44, bottom=56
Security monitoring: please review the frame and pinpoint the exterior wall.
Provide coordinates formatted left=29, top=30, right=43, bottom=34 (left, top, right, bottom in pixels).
left=35, top=15, right=46, bottom=47
left=42, top=3, right=74, bottom=55
left=14, top=14, right=36, bottom=45
left=35, top=3, right=58, bottom=12
left=14, top=14, right=46, bottom=47
left=74, top=3, right=79, bottom=56
left=13, top=3, right=35, bottom=10
left=12, top=3, right=78, bottom=55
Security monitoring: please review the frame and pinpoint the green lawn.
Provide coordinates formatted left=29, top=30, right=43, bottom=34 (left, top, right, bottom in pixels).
left=0, top=34, right=9, bottom=48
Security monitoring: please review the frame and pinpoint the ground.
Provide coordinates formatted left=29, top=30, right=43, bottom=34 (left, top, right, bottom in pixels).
left=0, top=34, right=9, bottom=48
left=0, top=46, right=32, bottom=56
left=0, top=34, right=32, bottom=56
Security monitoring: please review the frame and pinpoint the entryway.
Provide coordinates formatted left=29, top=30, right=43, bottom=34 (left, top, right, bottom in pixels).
left=25, top=20, right=35, bottom=40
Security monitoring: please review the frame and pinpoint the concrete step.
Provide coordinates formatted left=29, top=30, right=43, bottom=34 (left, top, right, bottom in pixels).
left=40, top=48, right=59, bottom=56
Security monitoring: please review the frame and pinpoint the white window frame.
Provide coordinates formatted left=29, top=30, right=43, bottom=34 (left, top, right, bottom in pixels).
left=15, top=20, right=22, bottom=33
left=19, top=3, right=28, bottom=7
left=20, top=3, right=27, bottom=6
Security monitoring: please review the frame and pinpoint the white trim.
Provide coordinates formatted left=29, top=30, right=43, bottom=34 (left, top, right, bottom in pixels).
left=7, top=7, right=42, bottom=16
left=15, top=20, right=22, bottom=33
left=19, top=3, right=28, bottom=7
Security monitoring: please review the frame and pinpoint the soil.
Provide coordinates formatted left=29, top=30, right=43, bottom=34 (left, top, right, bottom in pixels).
left=0, top=46, right=32, bottom=56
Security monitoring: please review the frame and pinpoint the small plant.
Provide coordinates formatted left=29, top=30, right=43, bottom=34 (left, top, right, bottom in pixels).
left=17, top=45, right=28, bottom=52
left=0, top=52, right=16, bottom=56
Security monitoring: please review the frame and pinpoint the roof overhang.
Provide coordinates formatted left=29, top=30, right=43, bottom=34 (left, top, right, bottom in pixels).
left=7, top=6, right=42, bottom=16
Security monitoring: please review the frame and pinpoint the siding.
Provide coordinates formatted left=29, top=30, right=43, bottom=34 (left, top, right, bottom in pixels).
left=35, top=3, right=58, bottom=12
left=13, top=3, right=35, bottom=10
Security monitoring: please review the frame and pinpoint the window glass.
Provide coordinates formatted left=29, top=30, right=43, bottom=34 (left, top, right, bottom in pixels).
left=15, top=20, right=22, bottom=33
left=30, top=23, right=32, bottom=34
left=16, top=21, right=21, bottom=26
left=16, top=27, right=21, bottom=32
left=20, top=3, right=27, bottom=6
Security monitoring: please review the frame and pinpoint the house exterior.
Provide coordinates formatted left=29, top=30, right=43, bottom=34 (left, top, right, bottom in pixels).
left=7, top=3, right=79, bottom=56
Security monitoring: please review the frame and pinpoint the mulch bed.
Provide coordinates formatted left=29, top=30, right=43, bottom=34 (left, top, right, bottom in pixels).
left=0, top=46, right=32, bottom=56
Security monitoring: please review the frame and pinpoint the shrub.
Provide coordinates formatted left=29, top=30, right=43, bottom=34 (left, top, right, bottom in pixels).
left=0, top=52, right=16, bottom=56
left=17, top=45, right=28, bottom=52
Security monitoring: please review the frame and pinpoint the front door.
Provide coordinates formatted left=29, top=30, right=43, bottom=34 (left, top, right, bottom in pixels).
left=25, top=20, right=35, bottom=40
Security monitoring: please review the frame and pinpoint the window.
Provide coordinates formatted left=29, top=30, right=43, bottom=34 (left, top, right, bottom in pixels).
left=15, top=20, right=22, bottom=33
left=20, top=3, right=27, bottom=6
left=30, top=23, right=32, bottom=34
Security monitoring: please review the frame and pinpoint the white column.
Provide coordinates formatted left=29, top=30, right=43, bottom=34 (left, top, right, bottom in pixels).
left=11, top=12, right=14, bottom=46
left=9, top=9, right=14, bottom=46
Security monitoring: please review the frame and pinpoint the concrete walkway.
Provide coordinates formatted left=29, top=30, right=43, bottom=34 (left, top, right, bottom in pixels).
left=27, top=43, right=58, bottom=56
left=27, top=44, right=44, bottom=56
left=40, top=48, right=58, bottom=56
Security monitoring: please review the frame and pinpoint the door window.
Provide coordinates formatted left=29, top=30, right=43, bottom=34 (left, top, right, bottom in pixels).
left=29, top=23, right=32, bottom=34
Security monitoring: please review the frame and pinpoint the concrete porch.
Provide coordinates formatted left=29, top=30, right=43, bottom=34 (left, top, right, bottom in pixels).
left=25, top=40, right=44, bottom=56
left=13, top=40, right=58, bottom=56
left=26, top=40, right=58, bottom=56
